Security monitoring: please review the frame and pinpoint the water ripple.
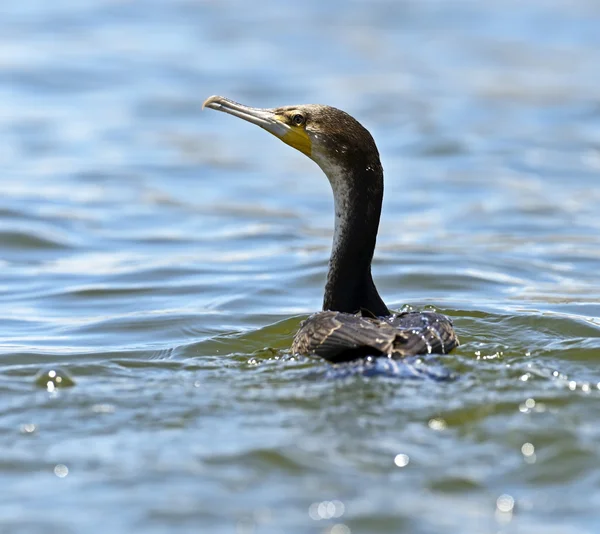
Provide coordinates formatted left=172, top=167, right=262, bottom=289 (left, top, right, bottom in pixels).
left=1, top=0, right=600, bottom=532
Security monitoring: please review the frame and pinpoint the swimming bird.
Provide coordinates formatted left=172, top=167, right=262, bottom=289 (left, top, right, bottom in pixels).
left=203, top=96, right=458, bottom=363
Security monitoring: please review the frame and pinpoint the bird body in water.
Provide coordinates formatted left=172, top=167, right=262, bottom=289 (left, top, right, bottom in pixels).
left=203, top=95, right=458, bottom=363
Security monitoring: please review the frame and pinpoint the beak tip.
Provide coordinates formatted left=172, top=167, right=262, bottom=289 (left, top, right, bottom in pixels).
left=202, top=95, right=223, bottom=111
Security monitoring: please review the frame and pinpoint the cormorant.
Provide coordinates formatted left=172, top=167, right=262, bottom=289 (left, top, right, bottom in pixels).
left=203, top=95, right=458, bottom=363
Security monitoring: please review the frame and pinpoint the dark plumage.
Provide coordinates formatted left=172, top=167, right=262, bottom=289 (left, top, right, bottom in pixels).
left=292, top=311, right=457, bottom=363
left=203, top=95, right=459, bottom=363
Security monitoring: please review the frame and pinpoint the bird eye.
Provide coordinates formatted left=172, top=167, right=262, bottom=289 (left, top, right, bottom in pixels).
left=291, top=113, right=305, bottom=126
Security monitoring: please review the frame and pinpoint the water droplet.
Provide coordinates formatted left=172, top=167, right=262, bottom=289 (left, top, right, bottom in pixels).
left=20, top=423, right=36, bottom=434
left=521, top=443, right=535, bottom=457
left=394, top=454, right=410, bottom=467
left=428, top=418, right=447, bottom=431
left=54, top=464, right=69, bottom=478
left=496, top=494, right=514, bottom=513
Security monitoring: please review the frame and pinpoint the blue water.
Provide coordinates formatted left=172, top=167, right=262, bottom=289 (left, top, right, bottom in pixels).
left=2, top=1, right=600, bottom=533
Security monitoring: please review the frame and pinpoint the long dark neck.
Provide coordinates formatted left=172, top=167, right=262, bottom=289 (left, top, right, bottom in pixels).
left=321, top=162, right=390, bottom=316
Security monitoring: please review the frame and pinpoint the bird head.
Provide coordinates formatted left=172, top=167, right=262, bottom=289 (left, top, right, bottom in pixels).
left=202, top=95, right=380, bottom=177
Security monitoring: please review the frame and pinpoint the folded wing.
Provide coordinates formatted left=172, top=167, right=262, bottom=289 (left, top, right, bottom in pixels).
left=292, top=311, right=458, bottom=363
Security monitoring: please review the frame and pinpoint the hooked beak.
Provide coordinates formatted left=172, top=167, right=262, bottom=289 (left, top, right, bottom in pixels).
left=202, top=95, right=312, bottom=156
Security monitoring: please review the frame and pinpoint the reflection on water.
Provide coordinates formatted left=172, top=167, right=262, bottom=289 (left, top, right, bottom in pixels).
left=1, top=1, right=600, bottom=533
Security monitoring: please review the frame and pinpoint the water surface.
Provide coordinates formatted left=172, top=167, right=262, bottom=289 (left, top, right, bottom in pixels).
left=2, top=1, right=600, bottom=533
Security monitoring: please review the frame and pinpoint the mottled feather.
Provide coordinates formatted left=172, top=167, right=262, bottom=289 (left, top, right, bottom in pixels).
left=292, top=311, right=458, bottom=363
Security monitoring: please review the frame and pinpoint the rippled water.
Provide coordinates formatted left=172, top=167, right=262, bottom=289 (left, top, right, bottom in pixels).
left=2, top=1, right=600, bottom=533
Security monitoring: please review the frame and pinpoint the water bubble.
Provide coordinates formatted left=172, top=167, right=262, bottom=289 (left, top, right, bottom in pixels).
left=20, top=423, right=36, bottom=434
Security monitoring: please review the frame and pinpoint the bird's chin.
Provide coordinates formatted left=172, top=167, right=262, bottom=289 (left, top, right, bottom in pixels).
left=280, top=127, right=312, bottom=157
